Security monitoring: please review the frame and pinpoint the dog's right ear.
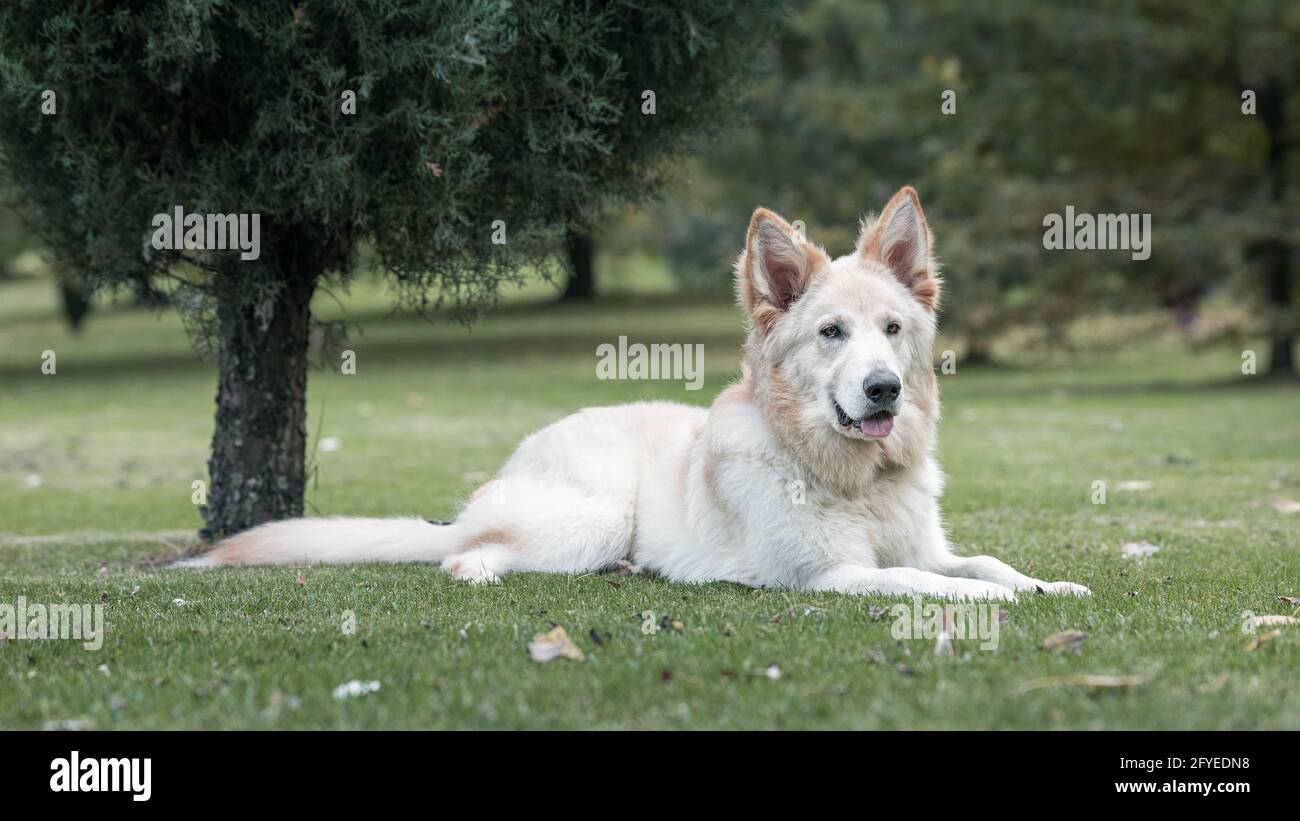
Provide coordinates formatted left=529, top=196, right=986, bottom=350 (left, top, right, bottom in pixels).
left=737, top=208, right=823, bottom=329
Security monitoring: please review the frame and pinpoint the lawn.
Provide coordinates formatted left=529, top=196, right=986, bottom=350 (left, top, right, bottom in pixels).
left=1, top=270, right=1297, bottom=729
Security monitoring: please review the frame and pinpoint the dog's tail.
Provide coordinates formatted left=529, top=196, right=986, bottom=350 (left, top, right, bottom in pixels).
left=173, top=517, right=463, bottom=567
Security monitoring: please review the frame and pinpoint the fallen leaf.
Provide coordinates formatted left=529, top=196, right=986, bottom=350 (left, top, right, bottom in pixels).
left=1270, top=497, right=1300, bottom=515
left=1250, top=615, right=1298, bottom=628
left=1122, top=540, right=1160, bottom=559
left=1042, top=629, right=1087, bottom=653
left=528, top=626, right=584, bottom=662
left=1021, top=674, right=1150, bottom=692
left=332, top=679, right=381, bottom=699
left=1245, top=630, right=1281, bottom=652
left=659, top=614, right=683, bottom=633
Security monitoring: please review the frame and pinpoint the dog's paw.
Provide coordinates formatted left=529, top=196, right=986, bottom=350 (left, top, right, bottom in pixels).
left=440, top=553, right=501, bottom=585
left=945, top=579, right=1017, bottom=601
left=1035, top=581, right=1091, bottom=597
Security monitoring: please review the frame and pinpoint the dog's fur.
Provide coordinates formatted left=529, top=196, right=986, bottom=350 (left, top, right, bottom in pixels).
left=182, top=187, right=1088, bottom=601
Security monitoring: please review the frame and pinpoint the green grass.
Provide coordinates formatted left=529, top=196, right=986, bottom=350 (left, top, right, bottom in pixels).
left=1, top=270, right=1298, bottom=729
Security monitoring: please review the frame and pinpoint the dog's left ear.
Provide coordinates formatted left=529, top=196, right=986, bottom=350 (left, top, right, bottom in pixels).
left=857, top=186, right=940, bottom=312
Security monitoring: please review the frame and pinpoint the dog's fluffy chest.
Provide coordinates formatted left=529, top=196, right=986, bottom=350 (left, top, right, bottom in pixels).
left=660, top=396, right=945, bottom=583
left=812, top=466, right=942, bottom=568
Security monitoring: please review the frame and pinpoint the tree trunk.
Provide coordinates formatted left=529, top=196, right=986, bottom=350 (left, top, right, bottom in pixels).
left=58, top=279, right=91, bottom=333
left=561, top=228, right=595, bottom=301
left=202, top=271, right=317, bottom=539
left=1259, top=81, right=1295, bottom=377
left=963, top=332, right=994, bottom=365
left=1266, top=246, right=1295, bottom=376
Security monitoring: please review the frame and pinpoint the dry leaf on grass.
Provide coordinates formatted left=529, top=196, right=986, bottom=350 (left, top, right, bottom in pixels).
left=1122, top=541, right=1160, bottom=559
left=1250, top=615, right=1298, bottom=628
left=528, top=626, right=584, bottom=662
left=658, top=614, right=684, bottom=632
left=1244, top=630, right=1281, bottom=652
left=1021, top=674, right=1150, bottom=692
left=1269, top=497, right=1300, bottom=515
left=1042, top=629, right=1087, bottom=653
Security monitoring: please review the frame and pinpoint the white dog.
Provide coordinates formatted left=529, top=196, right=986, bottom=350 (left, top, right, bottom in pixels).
left=184, top=187, right=1089, bottom=601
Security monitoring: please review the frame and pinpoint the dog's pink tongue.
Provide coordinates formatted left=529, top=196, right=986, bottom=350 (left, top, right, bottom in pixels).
left=858, top=416, right=894, bottom=438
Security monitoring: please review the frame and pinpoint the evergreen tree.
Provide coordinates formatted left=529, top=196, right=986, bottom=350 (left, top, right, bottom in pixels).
left=0, top=0, right=784, bottom=536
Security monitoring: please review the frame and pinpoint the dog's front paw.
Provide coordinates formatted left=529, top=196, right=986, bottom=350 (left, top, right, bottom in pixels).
left=946, top=579, right=1017, bottom=601
left=1035, top=581, right=1091, bottom=597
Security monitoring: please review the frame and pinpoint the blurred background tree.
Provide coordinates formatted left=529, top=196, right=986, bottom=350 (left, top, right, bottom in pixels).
left=0, top=0, right=785, bottom=536
left=630, top=0, right=1297, bottom=372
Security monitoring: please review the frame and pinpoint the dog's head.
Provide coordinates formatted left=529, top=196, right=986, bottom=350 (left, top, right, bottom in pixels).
left=735, top=187, right=941, bottom=477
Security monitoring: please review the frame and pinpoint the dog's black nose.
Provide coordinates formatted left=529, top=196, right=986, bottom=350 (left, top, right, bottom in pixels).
left=864, top=370, right=901, bottom=404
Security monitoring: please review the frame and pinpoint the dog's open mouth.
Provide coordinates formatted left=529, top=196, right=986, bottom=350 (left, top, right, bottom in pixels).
left=834, top=400, right=895, bottom=439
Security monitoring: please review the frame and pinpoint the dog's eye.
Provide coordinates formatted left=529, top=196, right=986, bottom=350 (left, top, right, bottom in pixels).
left=885, top=321, right=901, bottom=337
left=820, top=324, right=842, bottom=340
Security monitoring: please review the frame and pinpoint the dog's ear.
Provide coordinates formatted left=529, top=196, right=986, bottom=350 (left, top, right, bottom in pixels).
left=857, top=186, right=940, bottom=312
left=737, top=208, right=824, bottom=329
